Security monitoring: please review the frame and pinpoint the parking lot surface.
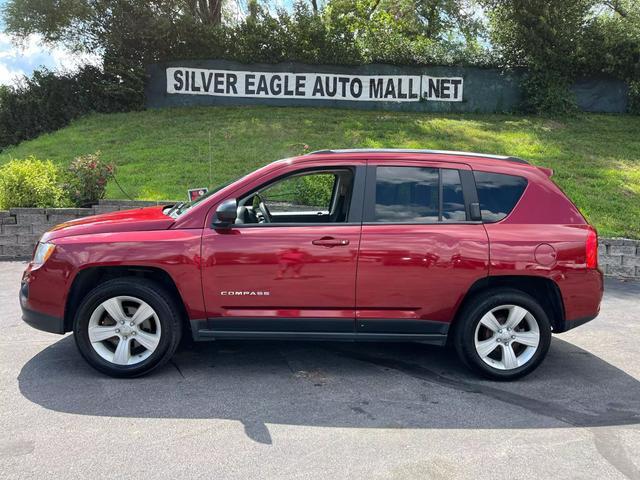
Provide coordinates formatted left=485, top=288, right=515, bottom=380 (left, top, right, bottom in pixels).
left=1, top=261, right=639, bottom=479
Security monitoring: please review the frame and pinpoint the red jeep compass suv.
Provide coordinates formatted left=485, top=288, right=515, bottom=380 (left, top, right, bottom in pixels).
left=20, top=149, right=603, bottom=380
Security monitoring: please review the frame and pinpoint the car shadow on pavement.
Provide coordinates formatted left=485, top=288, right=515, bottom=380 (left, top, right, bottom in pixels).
left=17, top=334, right=640, bottom=443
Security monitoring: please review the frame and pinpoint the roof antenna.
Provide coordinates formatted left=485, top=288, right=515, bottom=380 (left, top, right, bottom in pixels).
left=208, top=130, right=213, bottom=187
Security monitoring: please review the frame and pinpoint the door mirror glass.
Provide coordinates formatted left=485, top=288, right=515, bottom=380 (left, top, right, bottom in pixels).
left=213, top=198, right=238, bottom=228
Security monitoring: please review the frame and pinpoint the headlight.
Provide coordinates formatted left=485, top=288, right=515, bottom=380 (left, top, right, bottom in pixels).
left=32, top=242, right=55, bottom=267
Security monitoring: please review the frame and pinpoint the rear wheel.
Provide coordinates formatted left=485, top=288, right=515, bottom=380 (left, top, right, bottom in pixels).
left=453, top=289, right=551, bottom=380
left=73, top=278, right=182, bottom=378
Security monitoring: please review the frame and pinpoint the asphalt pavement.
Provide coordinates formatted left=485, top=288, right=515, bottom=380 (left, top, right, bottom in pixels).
left=1, top=260, right=639, bottom=479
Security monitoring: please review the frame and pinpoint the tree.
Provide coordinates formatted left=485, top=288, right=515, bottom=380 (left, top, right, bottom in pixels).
left=186, top=0, right=224, bottom=25
left=324, top=0, right=490, bottom=65
left=483, top=0, right=639, bottom=113
left=2, top=0, right=226, bottom=62
left=483, top=0, right=594, bottom=113
left=384, top=0, right=484, bottom=42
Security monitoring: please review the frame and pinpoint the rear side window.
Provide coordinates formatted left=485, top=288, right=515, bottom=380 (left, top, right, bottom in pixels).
left=375, top=166, right=439, bottom=223
left=473, top=171, right=527, bottom=222
left=373, top=166, right=467, bottom=223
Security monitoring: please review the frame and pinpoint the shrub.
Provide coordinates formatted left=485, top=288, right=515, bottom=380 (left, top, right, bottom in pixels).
left=0, top=65, right=144, bottom=150
left=520, top=71, right=578, bottom=115
left=0, top=157, right=68, bottom=209
left=65, top=152, right=115, bottom=207
left=294, top=173, right=335, bottom=208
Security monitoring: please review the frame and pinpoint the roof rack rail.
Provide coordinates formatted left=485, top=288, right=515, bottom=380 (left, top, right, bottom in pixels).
left=307, top=148, right=529, bottom=165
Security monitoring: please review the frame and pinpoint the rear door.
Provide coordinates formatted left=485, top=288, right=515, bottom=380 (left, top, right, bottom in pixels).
left=355, top=160, right=489, bottom=336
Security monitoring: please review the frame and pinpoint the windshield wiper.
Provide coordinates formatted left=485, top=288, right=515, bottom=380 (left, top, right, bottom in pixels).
left=166, top=202, right=186, bottom=217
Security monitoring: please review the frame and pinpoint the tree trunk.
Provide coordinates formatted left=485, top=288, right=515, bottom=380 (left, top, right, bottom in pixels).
left=188, top=0, right=224, bottom=25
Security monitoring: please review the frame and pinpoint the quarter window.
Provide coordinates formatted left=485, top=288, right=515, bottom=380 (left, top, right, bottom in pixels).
left=473, top=171, right=527, bottom=222
left=441, top=168, right=466, bottom=222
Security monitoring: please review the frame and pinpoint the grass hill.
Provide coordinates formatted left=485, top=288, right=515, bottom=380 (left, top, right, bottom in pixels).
left=1, top=106, right=639, bottom=238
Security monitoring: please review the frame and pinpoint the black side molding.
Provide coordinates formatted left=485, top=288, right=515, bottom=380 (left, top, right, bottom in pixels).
left=190, top=318, right=449, bottom=345
left=193, top=329, right=447, bottom=345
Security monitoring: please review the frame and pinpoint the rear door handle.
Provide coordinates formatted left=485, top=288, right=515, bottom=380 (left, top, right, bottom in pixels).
left=312, top=236, right=350, bottom=247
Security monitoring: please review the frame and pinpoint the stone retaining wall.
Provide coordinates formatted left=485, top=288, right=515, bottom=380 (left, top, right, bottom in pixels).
left=0, top=200, right=169, bottom=260
left=597, top=238, right=640, bottom=279
left=1, top=202, right=639, bottom=279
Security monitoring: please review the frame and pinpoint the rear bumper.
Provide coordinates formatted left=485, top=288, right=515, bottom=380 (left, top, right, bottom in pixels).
left=557, top=314, right=598, bottom=333
left=20, top=282, right=65, bottom=334
left=555, top=268, right=603, bottom=333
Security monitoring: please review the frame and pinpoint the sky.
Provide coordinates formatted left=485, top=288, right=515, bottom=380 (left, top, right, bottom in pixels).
left=0, top=0, right=96, bottom=85
left=0, top=32, right=100, bottom=86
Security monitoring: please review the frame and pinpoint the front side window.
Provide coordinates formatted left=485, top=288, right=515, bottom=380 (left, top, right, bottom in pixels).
left=261, top=172, right=336, bottom=213
left=237, top=169, right=353, bottom=224
left=473, top=171, right=527, bottom=222
left=375, top=166, right=439, bottom=223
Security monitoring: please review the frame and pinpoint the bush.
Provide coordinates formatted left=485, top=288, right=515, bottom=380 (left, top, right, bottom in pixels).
left=520, top=71, right=578, bottom=115
left=294, top=173, right=335, bottom=208
left=0, top=157, right=68, bottom=209
left=65, top=152, right=115, bottom=207
left=0, top=65, right=143, bottom=150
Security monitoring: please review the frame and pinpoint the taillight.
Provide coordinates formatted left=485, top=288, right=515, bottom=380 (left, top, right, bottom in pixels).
left=586, top=227, right=598, bottom=269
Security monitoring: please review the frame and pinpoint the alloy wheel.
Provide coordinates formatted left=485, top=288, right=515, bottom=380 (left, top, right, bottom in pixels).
left=87, top=296, right=161, bottom=366
left=473, top=304, right=540, bottom=371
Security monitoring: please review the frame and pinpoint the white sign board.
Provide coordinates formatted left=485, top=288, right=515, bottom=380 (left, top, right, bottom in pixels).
left=166, top=68, right=463, bottom=102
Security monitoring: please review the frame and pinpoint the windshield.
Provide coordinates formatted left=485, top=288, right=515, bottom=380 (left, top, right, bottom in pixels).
left=166, top=175, right=245, bottom=218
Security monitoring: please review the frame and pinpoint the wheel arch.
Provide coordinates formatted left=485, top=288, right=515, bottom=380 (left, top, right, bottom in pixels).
left=64, top=266, right=190, bottom=336
left=450, top=275, right=565, bottom=338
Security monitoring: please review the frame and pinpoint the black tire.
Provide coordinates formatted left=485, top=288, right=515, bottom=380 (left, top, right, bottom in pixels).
left=453, top=288, right=551, bottom=381
left=73, top=278, right=182, bottom=378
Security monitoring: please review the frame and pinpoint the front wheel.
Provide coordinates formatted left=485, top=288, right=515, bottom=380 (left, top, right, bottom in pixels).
left=73, top=278, right=182, bottom=378
left=453, top=289, right=551, bottom=381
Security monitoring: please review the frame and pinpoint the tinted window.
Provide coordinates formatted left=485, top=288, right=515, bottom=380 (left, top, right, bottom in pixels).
left=473, top=171, right=527, bottom=222
left=442, top=169, right=466, bottom=222
left=375, top=167, right=439, bottom=223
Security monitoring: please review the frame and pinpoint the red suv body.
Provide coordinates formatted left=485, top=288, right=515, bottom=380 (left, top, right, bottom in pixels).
left=20, top=149, right=603, bottom=379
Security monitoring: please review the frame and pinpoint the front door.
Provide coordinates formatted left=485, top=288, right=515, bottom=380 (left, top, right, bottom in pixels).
left=201, top=164, right=365, bottom=334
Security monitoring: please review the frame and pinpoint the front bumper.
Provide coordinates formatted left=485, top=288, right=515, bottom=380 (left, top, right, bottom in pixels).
left=20, top=282, right=65, bottom=334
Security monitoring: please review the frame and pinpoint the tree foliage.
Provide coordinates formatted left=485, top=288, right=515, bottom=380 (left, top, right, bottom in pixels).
left=484, top=0, right=640, bottom=113
left=0, top=0, right=638, bottom=122
left=2, top=0, right=491, bottom=68
left=0, top=66, right=143, bottom=149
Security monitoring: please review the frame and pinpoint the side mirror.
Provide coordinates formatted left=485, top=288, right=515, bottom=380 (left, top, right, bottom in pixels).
left=469, top=202, right=482, bottom=222
left=212, top=198, right=238, bottom=228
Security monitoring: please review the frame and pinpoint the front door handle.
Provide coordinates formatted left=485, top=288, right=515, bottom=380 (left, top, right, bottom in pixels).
left=312, top=236, right=350, bottom=247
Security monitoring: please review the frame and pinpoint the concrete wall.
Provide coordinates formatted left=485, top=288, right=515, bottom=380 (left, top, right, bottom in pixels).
left=1, top=202, right=639, bottom=279
left=145, top=60, right=629, bottom=113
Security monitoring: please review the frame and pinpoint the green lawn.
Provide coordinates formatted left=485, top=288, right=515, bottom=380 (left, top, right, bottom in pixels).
left=1, top=106, right=639, bottom=238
